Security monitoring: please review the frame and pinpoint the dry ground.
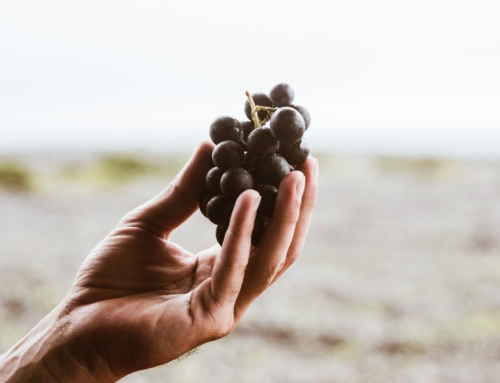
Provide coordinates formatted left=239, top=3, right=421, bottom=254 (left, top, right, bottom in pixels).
left=1, top=152, right=500, bottom=383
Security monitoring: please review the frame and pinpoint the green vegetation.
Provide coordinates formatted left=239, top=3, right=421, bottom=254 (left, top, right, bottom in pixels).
left=98, top=154, right=153, bottom=180
left=376, top=156, right=447, bottom=176
left=60, top=153, right=189, bottom=189
left=93, top=153, right=190, bottom=182
left=447, top=310, right=500, bottom=340
left=0, top=162, right=32, bottom=191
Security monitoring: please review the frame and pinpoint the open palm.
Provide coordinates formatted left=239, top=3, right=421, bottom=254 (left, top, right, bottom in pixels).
left=61, top=141, right=318, bottom=381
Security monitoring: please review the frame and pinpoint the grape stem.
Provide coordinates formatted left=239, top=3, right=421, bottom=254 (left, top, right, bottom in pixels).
left=245, top=91, right=262, bottom=128
left=260, top=115, right=272, bottom=125
left=254, top=106, right=277, bottom=113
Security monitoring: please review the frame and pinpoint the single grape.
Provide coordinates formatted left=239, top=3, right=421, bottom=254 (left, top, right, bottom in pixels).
left=269, top=83, right=295, bottom=107
left=216, top=225, right=228, bottom=246
left=247, top=127, right=279, bottom=158
left=199, top=189, right=218, bottom=217
left=252, top=216, right=268, bottom=246
left=220, top=167, right=254, bottom=200
left=244, top=92, right=273, bottom=121
left=212, top=140, right=245, bottom=171
left=290, top=105, right=311, bottom=130
left=241, top=121, right=255, bottom=141
left=206, top=167, right=223, bottom=193
left=254, top=154, right=290, bottom=187
left=269, top=107, right=305, bottom=143
left=206, top=194, right=235, bottom=226
left=254, top=184, right=278, bottom=218
left=209, top=116, right=243, bottom=144
left=278, top=138, right=310, bottom=166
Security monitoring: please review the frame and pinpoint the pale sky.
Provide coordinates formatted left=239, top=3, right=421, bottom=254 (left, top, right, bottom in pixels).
left=1, top=0, right=499, bottom=158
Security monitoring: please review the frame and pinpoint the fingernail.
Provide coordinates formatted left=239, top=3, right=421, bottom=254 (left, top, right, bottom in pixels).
left=295, top=174, right=306, bottom=199
left=253, top=196, right=262, bottom=211
left=314, top=158, right=319, bottom=178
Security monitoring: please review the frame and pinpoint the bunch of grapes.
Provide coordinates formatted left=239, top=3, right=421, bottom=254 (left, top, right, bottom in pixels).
left=199, top=83, right=311, bottom=246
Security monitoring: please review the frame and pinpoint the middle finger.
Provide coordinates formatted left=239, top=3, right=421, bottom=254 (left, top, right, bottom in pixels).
left=234, top=170, right=305, bottom=319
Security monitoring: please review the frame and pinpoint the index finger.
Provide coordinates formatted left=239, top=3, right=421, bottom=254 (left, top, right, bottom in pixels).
left=234, top=171, right=306, bottom=318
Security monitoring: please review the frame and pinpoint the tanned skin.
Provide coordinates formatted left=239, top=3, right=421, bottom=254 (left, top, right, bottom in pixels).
left=0, top=141, right=318, bottom=382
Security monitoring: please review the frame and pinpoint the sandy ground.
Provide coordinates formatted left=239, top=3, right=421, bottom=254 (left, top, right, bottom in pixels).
left=1, top=152, right=500, bottom=383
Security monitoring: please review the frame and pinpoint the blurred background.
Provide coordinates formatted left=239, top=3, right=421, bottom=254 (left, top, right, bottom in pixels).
left=1, top=1, right=500, bottom=382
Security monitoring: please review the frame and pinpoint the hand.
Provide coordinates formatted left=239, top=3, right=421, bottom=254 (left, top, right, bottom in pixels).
left=0, top=141, right=318, bottom=382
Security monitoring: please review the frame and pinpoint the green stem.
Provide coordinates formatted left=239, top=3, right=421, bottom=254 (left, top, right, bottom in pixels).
left=245, top=91, right=262, bottom=128
left=261, top=115, right=272, bottom=125
left=256, top=106, right=277, bottom=125
left=254, top=106, right=277, bottom=113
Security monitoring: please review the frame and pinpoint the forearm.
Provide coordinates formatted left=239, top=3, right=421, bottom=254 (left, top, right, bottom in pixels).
left=0, top=304, right=116, bottom=383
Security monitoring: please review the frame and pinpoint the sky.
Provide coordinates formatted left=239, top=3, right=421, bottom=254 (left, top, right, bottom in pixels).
left=1, top=0, right=499, bottom=158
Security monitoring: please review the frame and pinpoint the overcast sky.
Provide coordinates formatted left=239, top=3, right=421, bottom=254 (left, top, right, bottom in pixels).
left=1, top=0, right=499, bottom=157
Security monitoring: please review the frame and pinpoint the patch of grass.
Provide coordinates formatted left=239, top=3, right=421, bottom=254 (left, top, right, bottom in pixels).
left=0, top=162, right=32, bottom=191
left=60, top=153, right=186, bottom=188
left=93, top=153, right=190, bottom=184
left=377, top=340, right=426, bottom=356
left=98, top=154, right=153, bottom=180
left=447, top=310, right=500, bottom=340
left=376, top=156, right=447, bottom=176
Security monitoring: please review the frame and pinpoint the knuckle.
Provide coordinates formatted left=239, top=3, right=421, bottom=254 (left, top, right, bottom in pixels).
left=307, top=194, right=318, bottom=210
left=284, top=251, right=299, bottom=267
left=219, top=323, right=234, bottom=338
left=212, top=321, right=235, bottom=339
left=117, top=210, right=139, bottom=227
left=284, top=210, right=301, bottom=226
left=260, top=260, right=285, bottom=290
left=226, top=225, right=253, bottom=240
left=216, top=255, right=247, bottom=273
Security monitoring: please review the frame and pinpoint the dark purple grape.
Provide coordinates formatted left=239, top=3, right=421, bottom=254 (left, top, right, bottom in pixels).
left=269, top=107, right=305, bottom=143
left=206, top=195, right=235, bottom=226
left=252, top=216, right=268, bottom=246
left=254, top=154, right=290, bottom=187
left=269, top=83, right=295, bottom=107
left=199, top=189, right=218, bottom=217
left=254, top=184, right=278, bottom=218
left=247, top=127, right=279, bottom=158
left=244, top=151, right=253, bottom=164
left=220, top=168, right=254, bottom=199
left=244, top=93, right=273, bottom=121
left=290, top=105, right=311, bottom=131
left=278, top=138, right=310, bottom=166
left=209, top=116, right=243, bottom=144
left=241, top=121, right=255, bottom=141
left=212, top=141, right=244, bottom=171
left=216, top=225, right=228, bottom=246
left=206, top=167, right=223, bottom=193
left=243, top=153, right=260, bottom=172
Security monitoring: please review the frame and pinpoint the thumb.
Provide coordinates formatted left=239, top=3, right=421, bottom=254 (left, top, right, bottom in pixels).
left=119, top=140, right=214, bottom=238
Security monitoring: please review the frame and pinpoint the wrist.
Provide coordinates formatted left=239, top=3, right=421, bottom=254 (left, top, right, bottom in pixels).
left=0, top=303, right=117, bottom=383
